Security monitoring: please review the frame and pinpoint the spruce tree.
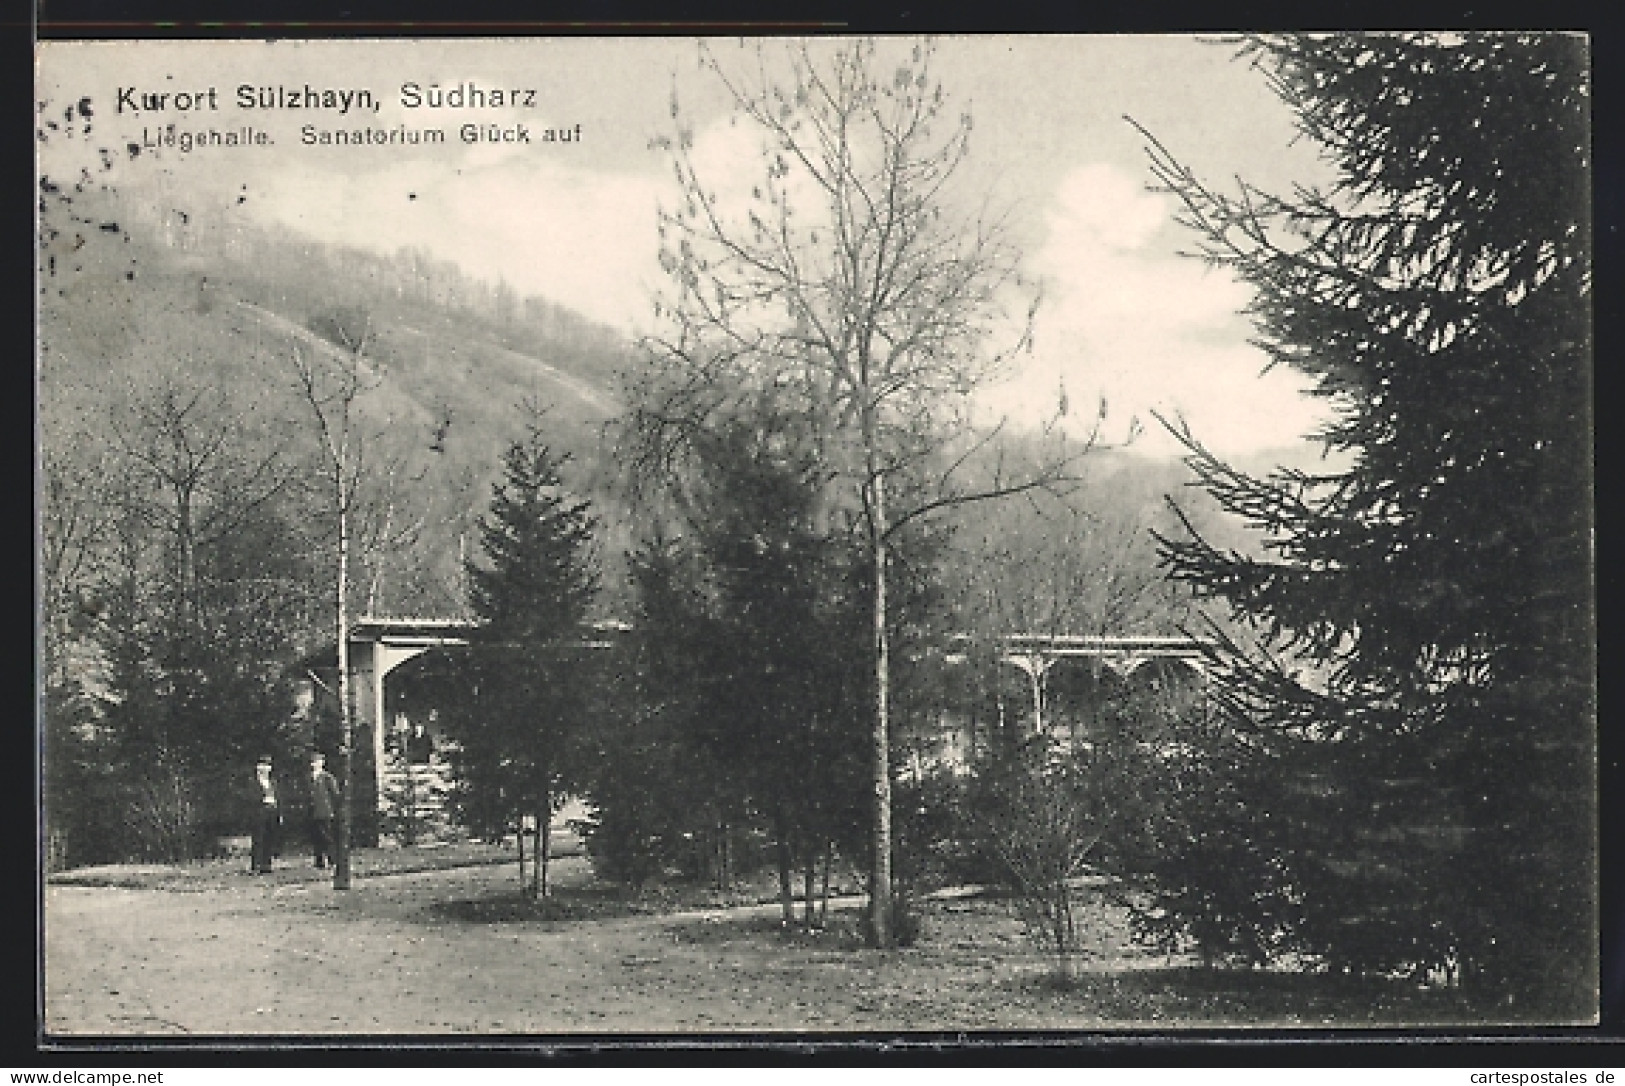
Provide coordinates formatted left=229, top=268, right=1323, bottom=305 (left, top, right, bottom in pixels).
left=1142, top=33, right=1592, bottom=1012
left=581, top=533, right=743, bottom=888
left=467, top=425, right=599, bottom=644
left=459, top=415, right=599, bottom=897
left=677, top=415, right=873, bottom=926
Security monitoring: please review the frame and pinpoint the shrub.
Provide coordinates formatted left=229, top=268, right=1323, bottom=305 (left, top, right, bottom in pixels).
left=978, top=749, right=1108, bottom=982
left=125, top=764, right=200, bottom=863
left=863, top=887, right=924, bottom=948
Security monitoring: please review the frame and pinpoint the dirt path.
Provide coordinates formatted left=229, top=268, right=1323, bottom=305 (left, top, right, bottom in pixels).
left=44, top=860, right=1173, bottom=1035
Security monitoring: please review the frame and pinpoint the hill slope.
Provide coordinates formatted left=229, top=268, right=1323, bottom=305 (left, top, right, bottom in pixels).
left=41, top=185, right=1287, bottom=631
left=40, top=187, right=638, bottom=619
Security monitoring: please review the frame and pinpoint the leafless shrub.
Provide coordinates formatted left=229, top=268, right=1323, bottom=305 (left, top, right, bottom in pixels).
left=982, top=752, right=1106, bottom=984
left=126, top=764, right=199, bottom=863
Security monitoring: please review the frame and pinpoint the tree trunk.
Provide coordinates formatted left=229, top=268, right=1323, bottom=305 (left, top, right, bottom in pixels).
left=538, top=784, right=551, bottom=899
left=1054, top=888, right=1075, bottom=986
left=716, top=817, right=729, bottom=889
left=869, top=472, right=893, bottom=948
left=1062, top=888, right=1077, bottom=974
left=775, top=816, right=794, bottom=927
left=819, top=838, right=833, bottom=928
left=332, top=507, right=353, bottom=891
left=803, top=853, right=817, bottom=930
left=535, top=815, right=545, bottom=897
left=516, top=813, right=527, bottom=897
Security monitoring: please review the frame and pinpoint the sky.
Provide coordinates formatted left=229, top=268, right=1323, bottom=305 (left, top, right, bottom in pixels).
left=38, top=36, right=1340, bottom=459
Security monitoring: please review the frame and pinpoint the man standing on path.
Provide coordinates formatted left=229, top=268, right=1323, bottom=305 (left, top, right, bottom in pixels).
left=250, top=756, right=281, bottom=874
left=308, top=751, right=340, bottom=869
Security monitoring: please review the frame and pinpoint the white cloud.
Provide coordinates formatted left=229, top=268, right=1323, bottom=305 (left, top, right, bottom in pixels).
left=436, top=162, right=663, bottom=329
left=978, top=162, right=1331, bottom=458
left=247, top=109, right=842, bottom=339
left=252, top=155, right=665, bottom=332
left=685, top=117, right=771, bottom=205
left=1042, top=162, right=1167, bottom=254
left=683, top=114, right=836, bottom=239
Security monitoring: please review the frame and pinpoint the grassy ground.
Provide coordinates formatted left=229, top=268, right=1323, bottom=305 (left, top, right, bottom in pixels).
left=46, top=838, right=522, bottom=892
left=43, top=847, right=1525, bottom=1035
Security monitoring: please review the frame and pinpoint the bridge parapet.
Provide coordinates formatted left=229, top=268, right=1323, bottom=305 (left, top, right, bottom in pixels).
left=948, top=632, right=1214, bottom=675
left=338, top=621, right=1213, bottom=834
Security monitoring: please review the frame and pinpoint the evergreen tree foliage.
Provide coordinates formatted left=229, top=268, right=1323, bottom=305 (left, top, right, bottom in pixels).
left=466, top=422, right=599, bottom=643
left=598, top=409, right=877, bottom=919
left=580, top=535, right=749, bottom=888
left=1141, top=33, right=1592, bottom=1010
left=686, top=419, right=874, bottom=895
left=453, top=417, right=599, bottom=895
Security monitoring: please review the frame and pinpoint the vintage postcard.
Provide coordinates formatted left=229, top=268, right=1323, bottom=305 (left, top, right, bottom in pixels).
left=37, top=35, right=1597, bottom=1037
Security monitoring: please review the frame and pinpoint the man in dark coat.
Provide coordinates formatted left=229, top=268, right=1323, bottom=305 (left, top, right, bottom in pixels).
left=308, top=752, right=340, bottom=869
left=250, top=756, right=281, bottom=874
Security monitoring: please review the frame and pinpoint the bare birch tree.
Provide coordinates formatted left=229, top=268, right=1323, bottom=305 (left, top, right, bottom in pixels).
left=634, top=38, right=1101, bottom=946
left=289, top=321, right=381, bottom=891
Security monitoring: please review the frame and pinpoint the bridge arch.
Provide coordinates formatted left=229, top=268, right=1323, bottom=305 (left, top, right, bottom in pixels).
left=994, top=633, right=1210, bottom=735
left=342, top=617, right=631, bottom=842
